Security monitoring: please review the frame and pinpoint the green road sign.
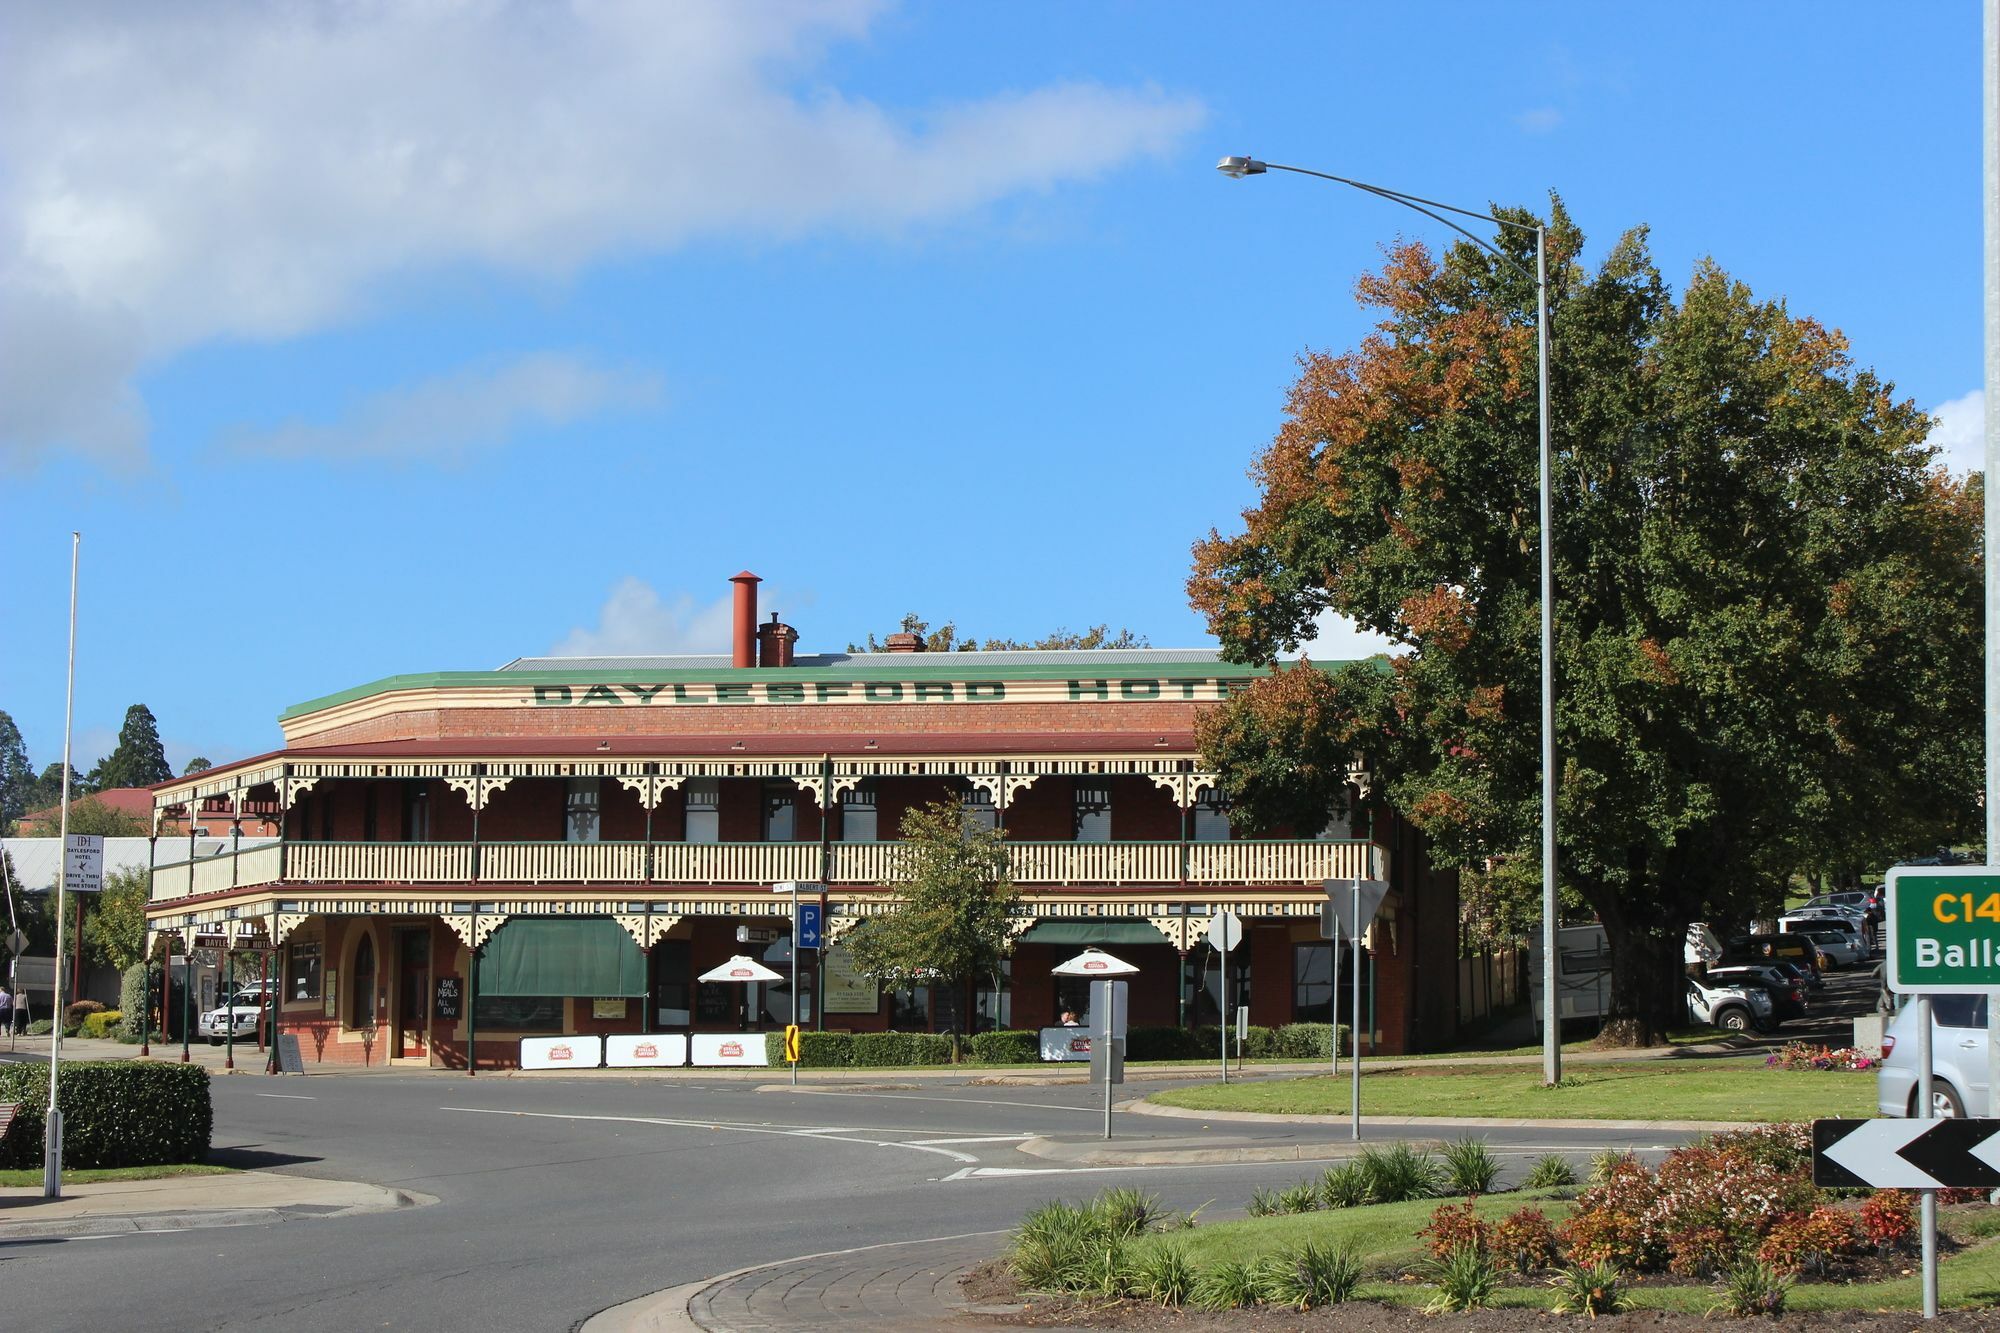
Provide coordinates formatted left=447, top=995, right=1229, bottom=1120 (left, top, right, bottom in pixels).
left=1887, top=866, right=2000, bottom=994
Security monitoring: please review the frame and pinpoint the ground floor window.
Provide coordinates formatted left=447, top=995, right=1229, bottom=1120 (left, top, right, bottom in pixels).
left=287, top=941, right=323, bottom=1001
left=888, top=986, right=929, bottom=1029
left=974, top=960, right=1010, bottom=1032
left=472, top=995, right=563, bottom=1030
left=1292, top=942, right=1374, bottom=1028
left=654, top=940, right=691, bottom=1027
left=1184, top=944, right=1249, bottom=1027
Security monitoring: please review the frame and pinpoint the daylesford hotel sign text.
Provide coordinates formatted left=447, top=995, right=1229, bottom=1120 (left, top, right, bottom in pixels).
left=530, top=677, right=1259, bottom=707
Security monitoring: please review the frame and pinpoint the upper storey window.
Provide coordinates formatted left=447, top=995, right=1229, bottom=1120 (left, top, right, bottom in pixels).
left=1074, top=784, right=1111, bottom=843
left=685, top=778, right=719, bottom=844
left=565, top=777, right=601, bottom=843
left=764, top=782, right=796, bottom=842
left=960, top=784, right=997, bottom=832
left=1192, top=790, right=1232, bottom=843
left=839, top=782, right=877, bottom=842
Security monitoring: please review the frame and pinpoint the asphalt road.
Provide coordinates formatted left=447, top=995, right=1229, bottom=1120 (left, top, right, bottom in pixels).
left=0, top=1064, right=1711, bottom=1332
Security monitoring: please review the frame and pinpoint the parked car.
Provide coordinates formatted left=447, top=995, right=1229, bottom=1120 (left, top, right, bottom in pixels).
left=1686, top=973, right=1774, bottom=1033
left=1796, top=930, right=1866, bottom=969
left=198, top=983, right=273, bottom=1046
left=1725, top=933, right=1822, bottom=985
left=1879, top=994, right=1989, bottom=1118
left=1779, top=913, right=1869, bottom=955
left=1806, top=888, right=1884, bottom=925
left=1705, top=964, right=1808, bottom=1026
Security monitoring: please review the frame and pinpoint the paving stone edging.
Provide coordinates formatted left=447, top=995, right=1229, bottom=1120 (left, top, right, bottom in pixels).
left=1125, top=1098, right=1756, bottom=1132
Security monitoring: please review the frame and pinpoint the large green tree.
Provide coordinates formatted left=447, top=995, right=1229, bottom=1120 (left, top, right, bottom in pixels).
left=1190, top=204, right=1982, bottom=1043
left=83, top=866, right=150, bottom=972
left=89, top=703, right=172, bottom=790
left=23, top=761, right=84, bottom=813
left=850, top=614, right=1149, bottom=653
left=844, top=800, right=1020, bottom=1031
left=0, top=711, right=32, bottom=829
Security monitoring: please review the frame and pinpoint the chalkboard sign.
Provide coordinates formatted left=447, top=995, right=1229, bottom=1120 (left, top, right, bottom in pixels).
left=275, top=1033, right=305, bottom=1074
left=434, top=975, right=463, bottom=1021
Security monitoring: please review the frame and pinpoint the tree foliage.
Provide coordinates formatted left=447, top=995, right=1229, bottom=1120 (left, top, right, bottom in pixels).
left=182, top=757, right=213, bottom=776
left=89, top=704, right=172, bottom=790
left=84, top=866, right=149, bottom=972
left=843, top=800, right=1020, bottom=1028
left=24, top=761, right=84, bottom=814
left=0, top=711, right=32, bottom=829
left=21, top=795, right=149, bottom=838
left=850, top=613, right=1149, bottom=654
left=1190, top=202, right=1981, bottom=1042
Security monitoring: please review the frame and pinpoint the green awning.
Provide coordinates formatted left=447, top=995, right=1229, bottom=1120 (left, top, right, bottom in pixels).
left=1017, top=921, right=1169, bottom=946
left=478, top=918, right=647, bottom=997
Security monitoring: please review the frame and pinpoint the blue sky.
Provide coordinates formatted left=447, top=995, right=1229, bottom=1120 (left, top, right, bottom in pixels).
left=0, top=1, right=1987, bottom=774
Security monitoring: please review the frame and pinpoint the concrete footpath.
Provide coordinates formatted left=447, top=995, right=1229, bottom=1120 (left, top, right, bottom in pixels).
left=0, top=1170, right=433, bottom=1240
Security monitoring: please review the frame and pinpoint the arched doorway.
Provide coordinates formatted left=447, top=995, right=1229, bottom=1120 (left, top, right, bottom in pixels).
left=351, top=932, right=377, bottom=1030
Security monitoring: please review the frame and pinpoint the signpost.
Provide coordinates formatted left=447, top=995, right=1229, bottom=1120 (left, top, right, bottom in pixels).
left=62, top=835, right=104, bottom=895
left=1324, top=879, right=1391, bottom=1140
left=1881, top=865, right=2000, bottom=1320
left=1205, top=911, right=1242, bottom=1083
left=1052, top=949, right=1137, bottom=1140
left=773, top=882, right=823, bottom=1087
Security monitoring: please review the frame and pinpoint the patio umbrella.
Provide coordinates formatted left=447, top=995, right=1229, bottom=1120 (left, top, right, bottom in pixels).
left=1050, top=947, right=1139, bottom=977
left=698, top=955, right=783, bottom=983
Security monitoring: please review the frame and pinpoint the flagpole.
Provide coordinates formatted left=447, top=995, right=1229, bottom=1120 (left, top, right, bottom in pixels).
left=44, top=531, right=79, bottom=1200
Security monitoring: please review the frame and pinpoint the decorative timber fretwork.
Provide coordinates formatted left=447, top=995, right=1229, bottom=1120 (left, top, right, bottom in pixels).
left=275, top=913, right=310, bottom=944
left=640, top=897, right=792, bottom=919
left=279, top=777, right=319, bottom=809
left=616, top=775, right=685, bottom=808
left=444, top=775, right=514, bottom=810
left=441, top=914, right=508, bottom=949
left=1146, top=772, right=1220, bottom=808
left=613, top=913, right=681, bottom=947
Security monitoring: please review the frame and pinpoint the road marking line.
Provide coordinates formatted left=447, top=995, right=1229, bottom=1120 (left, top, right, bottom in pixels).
left=438, top=1106, right=981, bottom=1163
left=908, top=1135, right=1034, bottom=1146
left=771, top=1087, right=1098, bottom=1114
left=252, top=1093, right=315, bottom=1100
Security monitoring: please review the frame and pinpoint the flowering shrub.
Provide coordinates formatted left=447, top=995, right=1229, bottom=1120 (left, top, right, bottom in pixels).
left=1417, top=1198, right=1490, bottom=1260
left=1756, top=1206, right=1864, bottom=1276
left=1557, top=1130, right=1818, bottom=1274
left=1858, top=1191, right=1915, bottom=1251
left=1491, top=1207, right=1560, bottom=1274
left=1765, top=1042, right=1876, bottom=1072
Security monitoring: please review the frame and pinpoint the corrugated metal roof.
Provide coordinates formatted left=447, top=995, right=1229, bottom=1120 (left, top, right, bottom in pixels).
left=497, top=648, right=1228, bottom=672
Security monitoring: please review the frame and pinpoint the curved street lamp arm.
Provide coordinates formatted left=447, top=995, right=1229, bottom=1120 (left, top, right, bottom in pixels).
left=1256, top=162, right=1539, bottom=287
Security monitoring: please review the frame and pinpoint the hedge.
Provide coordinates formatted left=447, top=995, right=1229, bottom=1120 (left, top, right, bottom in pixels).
left=850, top=1031, right=954, bottom=1066
left=967, top=1029, right=1040, bottom=1064
left=118, top=964, right=151, bottom=1041
left=760, top=1030, right=857, bottom=1068
left=0, top=1061, right=211, bottom=1169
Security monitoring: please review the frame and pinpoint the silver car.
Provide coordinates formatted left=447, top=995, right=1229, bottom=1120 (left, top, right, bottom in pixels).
left=1877, top=994, right=1989, bottom=1118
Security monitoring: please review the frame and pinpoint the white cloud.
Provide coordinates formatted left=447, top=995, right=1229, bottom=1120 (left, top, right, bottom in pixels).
left=1927, top=389, right=1988, bottom=476
left=1514, top=107, right=1563, bottom=134
left=223, top=352, right=660, bottom=463
left=551, top=577, right=810, bottom=659
left=0, top=2, right=1203, bottom=468
left=1294, top=609, right=1395, bottom=661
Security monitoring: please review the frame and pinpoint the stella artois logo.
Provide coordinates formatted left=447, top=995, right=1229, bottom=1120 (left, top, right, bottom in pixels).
left=634, top=1043, right=658, bottom=1060
left=548, top=1044, right=573, bottom=1061
left=719, top=1041, right=744, bottom=1058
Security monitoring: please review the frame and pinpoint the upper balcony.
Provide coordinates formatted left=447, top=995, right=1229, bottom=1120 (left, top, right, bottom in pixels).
left=148, top=836, right=1381, bottom=900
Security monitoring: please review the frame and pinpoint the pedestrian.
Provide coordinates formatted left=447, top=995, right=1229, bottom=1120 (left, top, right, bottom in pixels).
left=1059, top=1009, right=1080, bottom=1027
left=0, top=984, right=12, bottom=1034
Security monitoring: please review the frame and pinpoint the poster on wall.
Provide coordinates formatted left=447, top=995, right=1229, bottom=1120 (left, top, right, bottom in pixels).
left=822, top=944, right=878, bottom=1015
left=434, top=976, right=463, bottom=1021
left=591, top=998, right=626, bottom=1020
left=324, top=969, right=338, bottom=1019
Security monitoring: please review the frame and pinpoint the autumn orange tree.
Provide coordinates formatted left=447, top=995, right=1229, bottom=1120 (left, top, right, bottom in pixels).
left=1190, top=202, right=1981, bottom=1043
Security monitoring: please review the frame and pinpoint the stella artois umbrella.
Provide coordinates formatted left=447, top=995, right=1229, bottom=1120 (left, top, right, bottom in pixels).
left=1050, top=947, right=1139, bottom=977
left=697, top=954, right=783, bottom=983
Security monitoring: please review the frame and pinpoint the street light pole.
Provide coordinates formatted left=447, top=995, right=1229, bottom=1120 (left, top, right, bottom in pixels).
left=1218, top=156, right=1561, bottom=1085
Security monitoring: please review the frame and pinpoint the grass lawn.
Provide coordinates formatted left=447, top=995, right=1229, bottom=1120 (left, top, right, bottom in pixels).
left=1150, top=1061, right=1876, bottom=1121
left=0, top=1162, right=236, bottom=1188
left=1122, top=1192, right=2000, bottom=1313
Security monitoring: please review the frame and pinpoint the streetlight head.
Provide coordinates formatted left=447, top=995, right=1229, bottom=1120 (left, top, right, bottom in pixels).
left=1216, top=155, right=1265, bottom=179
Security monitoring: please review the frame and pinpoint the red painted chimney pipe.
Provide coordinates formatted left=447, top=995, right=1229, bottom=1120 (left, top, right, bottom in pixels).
left=729, top=571, right=761, bottom=668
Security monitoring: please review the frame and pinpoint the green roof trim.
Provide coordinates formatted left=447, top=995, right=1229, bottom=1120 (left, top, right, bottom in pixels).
left=278, top=658, right=1364, bottom=722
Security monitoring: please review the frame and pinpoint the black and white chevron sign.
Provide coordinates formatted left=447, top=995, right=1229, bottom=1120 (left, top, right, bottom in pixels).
left=1813, top=1119, right=2000, bottom=1189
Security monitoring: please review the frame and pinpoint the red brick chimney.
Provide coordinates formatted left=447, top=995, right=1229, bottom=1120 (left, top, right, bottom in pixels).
left=884, top=632, right=925, bottom=653
left=729, top=572, right=761, bottom=668
left=757, top=612, right=798, bottom=668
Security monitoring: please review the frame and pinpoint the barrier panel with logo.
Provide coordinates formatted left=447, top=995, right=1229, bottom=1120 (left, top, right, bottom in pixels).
left=520, top=1035, right=603, bottom=1070
left=605, top=1033, right=690, bottom=1068
left=1040, top=1027, right=1093, bottom=1061
left=692, top=1033, right=770, bottom=1066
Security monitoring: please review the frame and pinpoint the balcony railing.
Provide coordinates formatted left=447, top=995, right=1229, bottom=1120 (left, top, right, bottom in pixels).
left=150, top=838, right=1382, bottom=895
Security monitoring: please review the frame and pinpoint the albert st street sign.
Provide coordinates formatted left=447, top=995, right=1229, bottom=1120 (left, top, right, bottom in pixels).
left=1887, top=865, right=2000, bottom=993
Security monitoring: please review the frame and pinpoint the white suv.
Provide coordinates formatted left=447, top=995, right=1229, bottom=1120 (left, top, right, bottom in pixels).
left=1686, top=973, right=1773, bottom=1033
left=1877, top=995, right=1987, bottom=1118
left=198, top=985, right=273, bottom=1045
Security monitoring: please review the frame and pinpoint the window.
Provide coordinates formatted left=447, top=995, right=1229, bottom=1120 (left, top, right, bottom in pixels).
left=286, top=941, right=323, bottom=1002
left=350, top=933, right=377, bottom=1029
left=1074, top=784, right=1111, bottom=843
left=655, top=940, right=691, bottom=1027
left=1293, top=943, right=1333, bottom=1023
left=1192, top=790, right=1232, bottom=842
left=565, top=777, right=601, bottom=843
left=1185, top=944, right=1250, bottom=1027
left=471, top=996, right=564, bottom=1030
left=1935, top=996, right=1988, bottom=1028
left=839, top=782, right=877, bottom=842
left=684, top=778, right=719, bottom=844
left=960, top=784, right=998, bottom=831
left=888, top=986, right=930, bottom=1030
left=1318, top=803, right=1363, bottom=841
left=403, top=781, right=430, bottom=842
left=975, top=959, right=1011, bottom=1032
left=763, top=782, right=796, bottom=841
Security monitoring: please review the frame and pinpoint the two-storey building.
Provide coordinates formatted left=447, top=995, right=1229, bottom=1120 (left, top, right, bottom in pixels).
left=144, top=573, right=1502, bottom=1069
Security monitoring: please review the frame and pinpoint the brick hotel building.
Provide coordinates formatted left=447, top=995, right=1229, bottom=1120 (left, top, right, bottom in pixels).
left=144, top=573, right=1517, bottom=1068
